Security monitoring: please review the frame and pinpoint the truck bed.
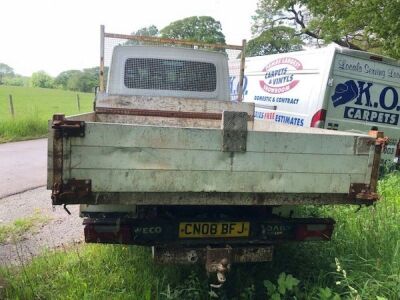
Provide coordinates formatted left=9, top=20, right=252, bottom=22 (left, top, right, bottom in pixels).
left=48, top=96, right=380, bottom=206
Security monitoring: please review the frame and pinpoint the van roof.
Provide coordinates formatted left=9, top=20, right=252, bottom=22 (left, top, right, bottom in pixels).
left=245, top=43, right=399, bottom=67
left=326, top=43, right=399, bottom=66
left=112, top=45, right=228, bottom=60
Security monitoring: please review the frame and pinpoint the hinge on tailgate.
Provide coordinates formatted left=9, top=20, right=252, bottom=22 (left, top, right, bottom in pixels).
left=52, top=114, right=85, bottom=138
left=368, top=130, right=388, bottom=149
left=349, top=183, right=378, bottom=201
left=349, top=131, right=387, bottom=203
left=52, top=179, right=92, bottom=205
left=221, top=111, right=248, bottom=152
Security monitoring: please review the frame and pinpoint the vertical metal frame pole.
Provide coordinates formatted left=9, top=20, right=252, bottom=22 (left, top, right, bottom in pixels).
left=237, top=39, right=246, bottom=102
left=100, top=25, right=105, bottom=93
left=370, top=131, right=384, bottom=193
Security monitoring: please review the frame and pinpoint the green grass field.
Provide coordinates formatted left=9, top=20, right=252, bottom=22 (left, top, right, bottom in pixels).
left=1, top=173, right=399, bottom=299
left=0, top=86, right=93, bottom=142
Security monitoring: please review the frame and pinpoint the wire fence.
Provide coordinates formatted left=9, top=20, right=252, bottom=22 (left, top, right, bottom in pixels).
left=2, top=93, right=82, bottom=119
left=99, top=25, right=246, bottom=101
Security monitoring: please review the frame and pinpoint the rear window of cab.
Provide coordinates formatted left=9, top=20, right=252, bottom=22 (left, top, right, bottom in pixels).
left=124, top=58, right=217, bottom=92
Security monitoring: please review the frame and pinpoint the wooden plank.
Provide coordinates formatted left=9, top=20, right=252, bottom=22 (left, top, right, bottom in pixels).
left=231, top=152, right=368, bottom=174
left=47, top=121, right=53, bottom=189
left=71, top=146, right=231, bottom=171
left=70, top=145, right=368, bottom=174
left=63, top=138, right=71, bottom=180
left=96, top=113, right=222, bottom=129
left=69, top=169, right=366, bottom=194
left=66, top=112, right=95, bottom=121
left=71, top=123, right=365, bottom=156
left=95, top=95, right=254, bottom=117
left=364, top=143, right=375, bottom=183
left=253, top=120, right=371, bottom=136
left=77, top=123, right=220, bottom=150
left=82, top=192, right=373, bottom=206
left=96, top=107, right=224, bottom=120
left=248, top=131, right=359, bottom=155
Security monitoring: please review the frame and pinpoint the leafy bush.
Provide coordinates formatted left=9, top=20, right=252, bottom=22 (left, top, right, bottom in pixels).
left=1, top=75, right=28, bottom=87
left=30, top=71, right=54, bottom=89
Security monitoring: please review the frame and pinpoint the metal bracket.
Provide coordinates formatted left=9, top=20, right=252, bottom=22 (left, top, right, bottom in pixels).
left=206, top=246, right=232, bottom=284
left=368, top=130, right=388, bottom=192
left=52, top=179, right=92, bottom=205
left=153, top=245, right=273, bottom=286
left=221, top=111, right=248, bottom=152
left=368, top=130, right=388, bottom=148
left=52, top=114, right=85, bottom=138
left=349, top=183, right=378, bottom=201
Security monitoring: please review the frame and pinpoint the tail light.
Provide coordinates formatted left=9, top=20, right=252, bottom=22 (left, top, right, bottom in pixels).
left=295, top=223, right=334, bottom=241
left=311, top=109, right=326, bottom=128
left=84, top=224, right=132, bottom=244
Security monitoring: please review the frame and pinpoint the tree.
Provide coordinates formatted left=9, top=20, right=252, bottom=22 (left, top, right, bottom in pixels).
left=134, top=25, right=159, bottom=37
left=54, top=70, right=82, bottom=89
left=66, top=72, right=91, bottom=92
left=246, top=26, right=303, bottom=56
left=0, top=63, right=14, bottom=84
left=160, top=16, right=226, bottom=44
left=125, top=25, right=159, bottom=45
left=65, top=67, right=106, bottom=93
left=252, top=0, right=400, bottom=58
left=0, top=63, right=14, bottom=76
left=363, top=0, right=400, bottom=58
left=31, top=71, right=54, bottom=88
left=53, top=66, right=107, bottom=92
left=3, top=75, right=28, bottom=87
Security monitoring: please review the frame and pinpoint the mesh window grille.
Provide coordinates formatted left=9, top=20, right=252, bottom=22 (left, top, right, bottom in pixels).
left=100, top=27, right=245, bottom=99
left=124, top=58, right=217, bottom=92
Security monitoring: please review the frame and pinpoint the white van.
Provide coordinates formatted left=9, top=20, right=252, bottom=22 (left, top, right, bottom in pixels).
left=229, top=44, right=400, bottom=163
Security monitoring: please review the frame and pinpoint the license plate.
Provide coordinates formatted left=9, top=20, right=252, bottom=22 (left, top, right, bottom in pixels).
left=179, top=222, right=250, bottom=238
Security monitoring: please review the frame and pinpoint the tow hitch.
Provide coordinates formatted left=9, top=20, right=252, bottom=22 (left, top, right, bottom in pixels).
left=206, top=246, right=232, bottom=287
left=152, top=245, right=273, bottom=286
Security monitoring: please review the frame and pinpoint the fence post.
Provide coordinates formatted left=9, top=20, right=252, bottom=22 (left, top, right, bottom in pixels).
left=76, top=94, right=81, bottom=112
left=8, top=94, right=15, bottom=118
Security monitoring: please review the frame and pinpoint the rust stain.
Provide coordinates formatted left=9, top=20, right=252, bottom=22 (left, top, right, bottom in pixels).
left=96, top=107, right=223, bottom=120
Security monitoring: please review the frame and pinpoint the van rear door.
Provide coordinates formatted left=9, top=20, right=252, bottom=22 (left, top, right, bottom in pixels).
left=229, top=47, right=334, bottom=128
left=325, top=51, right=400, bottom=162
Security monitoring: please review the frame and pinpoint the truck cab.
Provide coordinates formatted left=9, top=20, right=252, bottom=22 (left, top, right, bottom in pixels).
left=106, top=45, right=230, bottom=100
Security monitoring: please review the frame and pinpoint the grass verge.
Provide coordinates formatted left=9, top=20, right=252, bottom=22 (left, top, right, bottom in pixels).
left=0, top=117, right=48, bottom=143
left=0, top=85, right=93, bottom=143
left=0, top=210, right=51, bottom=244
left=1, top=173, right=399, bottom=299
left=0, top=244, right=198, bottom=300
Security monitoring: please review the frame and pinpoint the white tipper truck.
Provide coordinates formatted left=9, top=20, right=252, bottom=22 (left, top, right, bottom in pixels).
left=47, top=31, right=386, bottom=283
left=229, top=44, right=400, bottom=166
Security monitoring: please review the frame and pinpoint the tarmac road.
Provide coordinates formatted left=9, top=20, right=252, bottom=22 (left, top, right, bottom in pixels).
left=0, top=139, right=82, bottom=265
left=0, top=187, right=81, bottom=265
left=0, top=138, right=47, bottom=198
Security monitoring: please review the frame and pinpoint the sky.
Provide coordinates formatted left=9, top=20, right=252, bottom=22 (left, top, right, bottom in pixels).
left=0, top=0, right=258, bottom=77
